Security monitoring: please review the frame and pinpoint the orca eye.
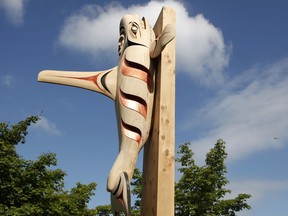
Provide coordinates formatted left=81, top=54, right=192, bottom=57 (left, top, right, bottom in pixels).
left=131, top=24, right=138, bottom=34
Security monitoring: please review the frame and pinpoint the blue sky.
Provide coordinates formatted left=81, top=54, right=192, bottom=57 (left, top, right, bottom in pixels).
left=1, top=0, right=288, bottom=215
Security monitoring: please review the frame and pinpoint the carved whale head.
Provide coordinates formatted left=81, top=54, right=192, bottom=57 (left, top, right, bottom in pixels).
left=118, top=14, right=155, bottom=57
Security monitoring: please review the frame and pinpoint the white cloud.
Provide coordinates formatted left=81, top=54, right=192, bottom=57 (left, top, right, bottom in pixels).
left=176, top=12, right=230, bottom=85
left=58, top=0, right=230, bottom=85
left=228, top=179, right=288, bottom=202
left=225, top=179, right=288, bottom=216
left=184, top=58, right=288, bottom=161
left=31, top=116, right=61, bottom=135
left=0, top=74, right=16, bottom=87
left=0, top=0, right=27, bottom=25
left=58, top=3, right=123, bottom=58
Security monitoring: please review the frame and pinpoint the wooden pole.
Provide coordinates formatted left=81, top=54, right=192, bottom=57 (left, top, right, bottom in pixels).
left=142, top=7, right=176, bottom=216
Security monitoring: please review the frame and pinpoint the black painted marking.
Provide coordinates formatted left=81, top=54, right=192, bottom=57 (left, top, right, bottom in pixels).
left=101, top=71, right=111, bottom=94
left=121, top=119, right=142, bottom=138
left=127, top=39, right=147, bottom=48
left=120, top=89, right=147, bottom=110
left=125, top=57, right=150, bottom=74
left=113, top=176, right=122, bottom=196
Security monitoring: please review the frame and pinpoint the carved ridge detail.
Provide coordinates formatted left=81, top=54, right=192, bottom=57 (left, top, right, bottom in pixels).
left=121, top=56, right=153, bottom=91
left=121, top=119, right=141, bottom=144
left=67, top=74, right=102, bottom=89
left=119, top=89, right=147, bottom=118
left=101, top=71, right=112, bottom=93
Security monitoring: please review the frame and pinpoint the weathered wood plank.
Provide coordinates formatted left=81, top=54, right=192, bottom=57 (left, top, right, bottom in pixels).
left=142, top=6, right=176, bottom=216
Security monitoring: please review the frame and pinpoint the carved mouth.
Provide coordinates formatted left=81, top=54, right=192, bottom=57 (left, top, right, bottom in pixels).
left=119, top=36, right=147, bottom=56
left=127, top=39, right=147, bottom=48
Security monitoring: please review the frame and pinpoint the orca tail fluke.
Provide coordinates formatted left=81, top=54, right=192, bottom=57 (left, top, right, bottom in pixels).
left=111, top=172, right=131, bottom=216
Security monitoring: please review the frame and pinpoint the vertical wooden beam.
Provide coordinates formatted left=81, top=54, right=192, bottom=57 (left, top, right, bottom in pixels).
left=142, top=7, right=176, bottom=216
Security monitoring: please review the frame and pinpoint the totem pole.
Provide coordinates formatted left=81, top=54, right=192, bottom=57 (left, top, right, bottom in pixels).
left=38, top=7, right=175, bottom=216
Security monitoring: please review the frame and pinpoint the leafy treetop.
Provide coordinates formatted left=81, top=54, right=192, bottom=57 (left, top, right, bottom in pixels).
left=0, top=116, right=98, bottom=216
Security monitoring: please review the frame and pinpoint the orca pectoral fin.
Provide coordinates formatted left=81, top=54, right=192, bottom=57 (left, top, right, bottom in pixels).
left=38, top=66, right=118, bottom=100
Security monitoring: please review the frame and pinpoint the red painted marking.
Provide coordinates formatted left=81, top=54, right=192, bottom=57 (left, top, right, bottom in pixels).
left=72, top=74, right=102, bottom=90
left=119, top=89, right=147, bottom=118
left=121, top=56, right=154, bottom=90
left=121, top=119, right=141, bottom=144
left=53, top=73, right=102, bottom=90
left=121, top=59, right=148, bottom=83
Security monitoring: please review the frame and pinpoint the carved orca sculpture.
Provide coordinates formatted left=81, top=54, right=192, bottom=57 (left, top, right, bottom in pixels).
left=38, top=14, right=175, bottom=216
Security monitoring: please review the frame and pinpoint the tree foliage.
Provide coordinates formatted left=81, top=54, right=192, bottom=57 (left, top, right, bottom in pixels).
left=95, top=204, right=112, bottom=215
left=0, top=116, right=97, bottom=216
left=130, top=168, right=142, bottom=216
left=175, top=139, right=251, bottom=216
left=129, top=139, right=251, bottom=216
left=2, top=116, right=250, bottom=215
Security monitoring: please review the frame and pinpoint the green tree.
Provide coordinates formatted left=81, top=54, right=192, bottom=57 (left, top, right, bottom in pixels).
left=175, top=139, right=251, bottom=216
left=130, top=168, right=142, bottom=216
left=94, top=169, right=142, bottom=216
left=95, top=204, right=112, bottom=215
left=0, top=116, right=97, bottom=216
left=129, top=140, right=251, bottom=216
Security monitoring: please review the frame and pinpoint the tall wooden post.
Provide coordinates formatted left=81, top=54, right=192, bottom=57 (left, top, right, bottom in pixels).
left=142, top=7, right=176, bottom=216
